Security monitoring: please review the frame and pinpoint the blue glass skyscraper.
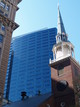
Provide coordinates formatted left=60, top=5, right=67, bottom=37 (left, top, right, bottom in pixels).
left=4, top=28, right=57, bottom=102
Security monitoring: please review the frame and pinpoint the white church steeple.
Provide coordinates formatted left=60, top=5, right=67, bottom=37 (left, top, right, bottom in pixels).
left=49, top=5, right=75, bottom=64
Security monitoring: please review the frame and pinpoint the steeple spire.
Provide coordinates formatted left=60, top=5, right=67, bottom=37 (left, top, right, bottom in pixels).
left=57, top=5, right=66, bottom=34
left=56, top=5, right=68, bottom=43
left=49, top=3, right=75, bottom=65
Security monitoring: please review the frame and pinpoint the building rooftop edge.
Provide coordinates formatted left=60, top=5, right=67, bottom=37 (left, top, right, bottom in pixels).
left=3, top=93, right=52, bottom=107
left=12, top=27, right=57, bottom=40
left=49, top=56, right=80, bottom=69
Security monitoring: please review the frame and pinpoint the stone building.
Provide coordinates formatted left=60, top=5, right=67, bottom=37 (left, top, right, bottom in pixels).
left=0, top=0, right=22, bottom=106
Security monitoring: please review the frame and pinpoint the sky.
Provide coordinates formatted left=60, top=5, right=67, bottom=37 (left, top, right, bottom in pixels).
left=13, top=0, right=80, bottom=62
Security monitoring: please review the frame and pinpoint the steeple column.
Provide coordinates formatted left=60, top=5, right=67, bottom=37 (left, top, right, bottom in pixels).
left=73, top=50, right=75, bottom=58
left=53, top=47, right=56, bottom=61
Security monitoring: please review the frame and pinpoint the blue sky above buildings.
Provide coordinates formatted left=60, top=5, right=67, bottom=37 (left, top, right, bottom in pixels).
left=13, top=0, right=80, bottom=62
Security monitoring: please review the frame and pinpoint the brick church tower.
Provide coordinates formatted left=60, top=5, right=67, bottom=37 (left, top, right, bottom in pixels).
left=0, top=0, right=22, bottom=106
left=49, top=5, right=80, bottom=107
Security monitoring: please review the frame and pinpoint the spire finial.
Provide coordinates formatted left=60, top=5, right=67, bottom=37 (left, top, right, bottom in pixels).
left=58, top=0, right=59, bottom=9
left=57, top=3, right=66, bottom=34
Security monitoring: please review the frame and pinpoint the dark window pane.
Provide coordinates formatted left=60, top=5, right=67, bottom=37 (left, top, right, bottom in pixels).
left=58, top=67, right=64, bottom=76
left=2, top=25, right=5, bottom=31
left=0, top=1, right=6, bottom=8
left=0, top=34, right=3, bottom=43
left=6, top=5, right=10, bottom=11
left=5, top=13, right=8, bottom=17
left=0, top=9, right=4, bottom=14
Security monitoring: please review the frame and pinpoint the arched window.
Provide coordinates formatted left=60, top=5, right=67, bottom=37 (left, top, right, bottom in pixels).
left=62, top=34, right=67, bottom=42
left=57, top=36, right=61, bottom=43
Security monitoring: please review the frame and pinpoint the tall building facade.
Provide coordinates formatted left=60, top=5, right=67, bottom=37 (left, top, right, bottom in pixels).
left=0, top=0, right=22, bottom=105
left=4, top=28, right=57, bottom=102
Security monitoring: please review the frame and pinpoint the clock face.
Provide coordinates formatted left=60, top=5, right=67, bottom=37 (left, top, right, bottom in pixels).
left=57, top=80, right=68, bottom=91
